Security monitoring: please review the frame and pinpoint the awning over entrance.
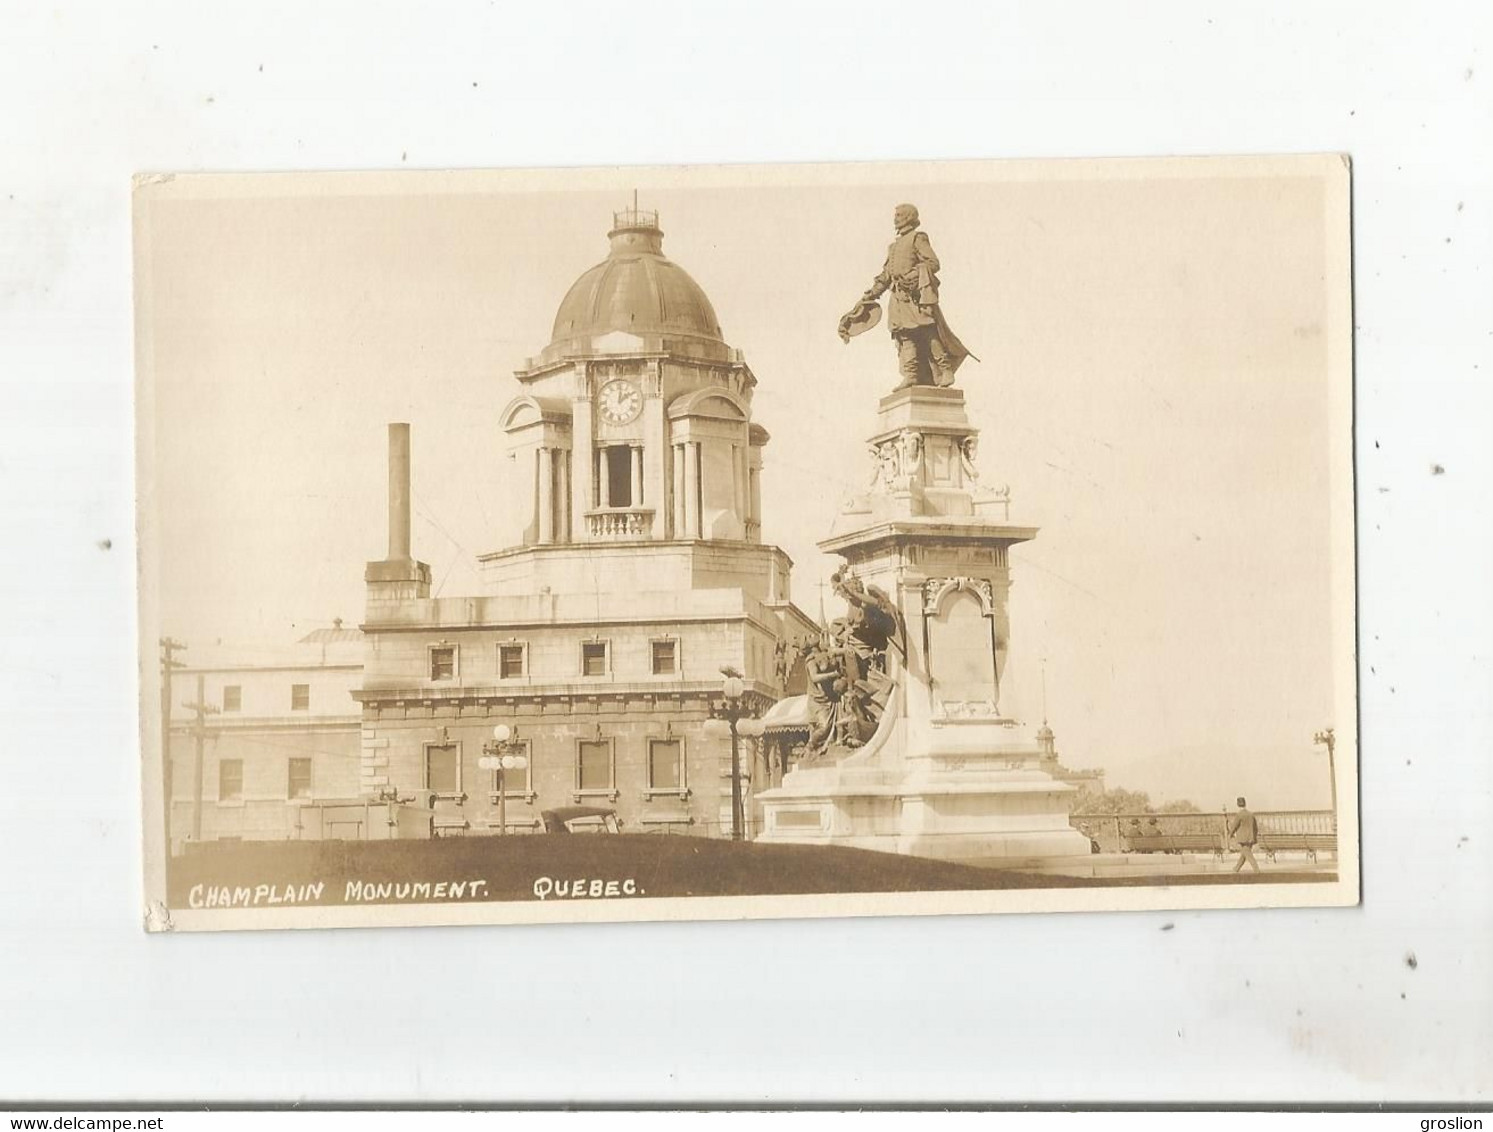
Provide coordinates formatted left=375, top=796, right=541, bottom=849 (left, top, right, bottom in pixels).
left=760, top=694, right=811, bottom=735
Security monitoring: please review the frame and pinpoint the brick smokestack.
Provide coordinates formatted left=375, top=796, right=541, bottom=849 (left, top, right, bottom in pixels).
left=388, top=422, right=411, bottom=560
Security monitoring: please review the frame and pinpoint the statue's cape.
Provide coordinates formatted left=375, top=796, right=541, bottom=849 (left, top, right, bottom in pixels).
left=932, top=306, right=977, bottom=381
left=838, top=298, right=882, bottom=340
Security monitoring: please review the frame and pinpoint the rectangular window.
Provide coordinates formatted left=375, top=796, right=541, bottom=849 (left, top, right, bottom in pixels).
left=499, top=643, right=526, bottom=679
left=493, top=741, right=531, bottom=795
left=604, top=445, right=632, bottom=507
left=581, top=641, right=608, bottom=677
left=290, top=683, right=310, bottom=711
left=425, top=744, right=460, bottom=796
left=650, top=639, right=677, bottom=675
left=648, top=739, right=683, bottom=792
left=218, top=759, right=244, bottom=802
left=222, top=685, right=242, bottom=712
left=576, top=740, right=612, bottom=793
left=288, top=757, right=312, bottom=800
left=429, top=645, right=456, bottom=682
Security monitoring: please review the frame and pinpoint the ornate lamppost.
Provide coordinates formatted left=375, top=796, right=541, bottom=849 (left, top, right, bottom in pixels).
left=706, top=668, right=766, bottom=840
left=479, top=724, right=527, bottom=836
left=1313, top=727, right=1337, bottom=829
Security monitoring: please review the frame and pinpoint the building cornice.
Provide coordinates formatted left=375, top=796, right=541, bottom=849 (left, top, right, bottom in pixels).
left=473, top=538, right=794, bottom=565
left=168, top=715, right=361, bottom=733
left=361, top=608, right=788, bottom=639
left=353, top=680, right=778, bottom=711
left=172, top=663, right=363, bottom=676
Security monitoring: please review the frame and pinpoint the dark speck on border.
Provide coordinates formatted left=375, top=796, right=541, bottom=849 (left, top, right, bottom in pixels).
left=97, top=538, right=112, bottom=550
left=1160, top=922, right=1174, bottom=932
left=1406, top=952, right=1418, bottom=970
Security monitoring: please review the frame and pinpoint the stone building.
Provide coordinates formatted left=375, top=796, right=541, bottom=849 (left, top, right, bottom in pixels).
left=165, top=625, right=363, bottom=849
left=356, top=208, right=817, bottom=837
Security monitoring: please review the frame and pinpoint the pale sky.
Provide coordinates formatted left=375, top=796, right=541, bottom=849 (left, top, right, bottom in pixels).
left=137, top=158, right=1352, bottom=810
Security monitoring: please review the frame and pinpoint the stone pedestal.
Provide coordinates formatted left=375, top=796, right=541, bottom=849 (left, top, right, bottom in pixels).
left=755, top=386, right=1092, bottom=865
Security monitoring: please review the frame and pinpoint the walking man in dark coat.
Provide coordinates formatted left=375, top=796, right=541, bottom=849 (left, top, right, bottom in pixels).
left=1229, top=796, right=1261, bottom=873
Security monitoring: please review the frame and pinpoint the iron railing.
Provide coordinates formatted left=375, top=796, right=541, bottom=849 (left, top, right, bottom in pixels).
left=1070, top=809, right=1336, bottom=853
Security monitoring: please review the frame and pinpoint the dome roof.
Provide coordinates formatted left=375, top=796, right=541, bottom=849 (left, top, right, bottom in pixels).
left=544, top=210, right=726, bottom=361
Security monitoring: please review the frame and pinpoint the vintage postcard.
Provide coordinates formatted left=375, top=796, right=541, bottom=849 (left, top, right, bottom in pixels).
left=134, top=155, right=1357, bottom=932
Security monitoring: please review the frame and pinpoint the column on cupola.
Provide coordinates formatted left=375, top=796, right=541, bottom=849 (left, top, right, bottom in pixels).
left=596, top=447, right=611, bottom=509
left=682, top=442, right=701, bottom=538
left=733, top=442, right=748, bottom=533
left=747, top=423, right=768, bottom=543
left=671, top=442, right=686, bottom=538
left=569, top=363, right=594, bottom=541
left=498, top=396, right=573, bottom=548
left=536, top=445, right=555, bottom=543
left=642, top=359, right=668, bottom=539
left=555, top=447, right=571, bottom=540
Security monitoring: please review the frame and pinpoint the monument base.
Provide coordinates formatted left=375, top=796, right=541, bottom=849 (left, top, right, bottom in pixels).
left=755, top=708, right=1093, bottom=866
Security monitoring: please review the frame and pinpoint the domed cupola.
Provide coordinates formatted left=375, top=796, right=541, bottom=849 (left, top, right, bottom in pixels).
left=537, top=209, right=733, bottom=366
left=503, top=206, right=766, bottom=551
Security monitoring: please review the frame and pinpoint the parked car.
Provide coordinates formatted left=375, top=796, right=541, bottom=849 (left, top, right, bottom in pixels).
left=539, top=806, right=622, bottom=834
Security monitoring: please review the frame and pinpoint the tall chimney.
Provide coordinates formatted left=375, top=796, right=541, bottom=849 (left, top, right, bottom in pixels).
left=365, top=421, right=430, bottom=605
left=388, top=422, right=411, bottom=560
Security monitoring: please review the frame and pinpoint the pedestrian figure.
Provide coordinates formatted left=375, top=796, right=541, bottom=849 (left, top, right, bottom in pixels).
left=1146, top=815, right=1172, bottom=854
left=1229, top=796, right=1260, bottom=873
left=1126, top=817, right=1145, bottom=852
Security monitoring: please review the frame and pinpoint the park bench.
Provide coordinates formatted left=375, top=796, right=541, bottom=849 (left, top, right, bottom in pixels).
left=1260, top=832, right=1337, bottom=863
left=1125, top=833, right=1226, bottom=857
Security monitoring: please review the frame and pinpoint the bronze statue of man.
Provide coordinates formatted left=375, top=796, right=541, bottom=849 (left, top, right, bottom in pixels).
left=839, top=204, right=973, bottom=390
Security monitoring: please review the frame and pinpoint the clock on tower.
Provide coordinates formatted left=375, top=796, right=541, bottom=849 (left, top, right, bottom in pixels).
left=597, top=378, right=642, bottom=425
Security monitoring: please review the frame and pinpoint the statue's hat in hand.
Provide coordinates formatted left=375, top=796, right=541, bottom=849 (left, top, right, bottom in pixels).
left=837, top=297, right=882, bottom=343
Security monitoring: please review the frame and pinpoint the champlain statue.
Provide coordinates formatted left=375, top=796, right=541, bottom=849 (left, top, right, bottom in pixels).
left=838, top=203, right=975, bottom=391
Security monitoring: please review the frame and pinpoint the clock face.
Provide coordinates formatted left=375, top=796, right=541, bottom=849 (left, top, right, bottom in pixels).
left=597, top=379, right=643, bottom=425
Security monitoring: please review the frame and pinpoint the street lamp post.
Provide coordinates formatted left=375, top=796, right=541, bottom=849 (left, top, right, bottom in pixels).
left=721, top=676, right=746, bottom=840
left=479, top=724, right=527, bottom=836
left=1313, top=727, right=1337, bottom=829
left=708, top=672, right=767, bottom=841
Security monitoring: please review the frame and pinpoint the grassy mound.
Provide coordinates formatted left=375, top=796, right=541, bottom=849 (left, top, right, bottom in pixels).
left=168, top=836, right=1336, bottom=910
left=168, top=833, right=1059, bottom=908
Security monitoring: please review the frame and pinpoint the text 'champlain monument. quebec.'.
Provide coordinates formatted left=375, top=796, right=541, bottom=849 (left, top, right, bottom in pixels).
left=158, top=194, right=1343, bottom=908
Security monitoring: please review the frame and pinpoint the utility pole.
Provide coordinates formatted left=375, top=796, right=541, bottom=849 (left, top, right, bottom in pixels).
left=159, top=638, right=186, bottom=857
left=182, top=673, right=220, bottom=844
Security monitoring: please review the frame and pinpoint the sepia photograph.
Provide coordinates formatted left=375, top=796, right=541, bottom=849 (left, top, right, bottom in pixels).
left=133, top=155, right=1357, bottom=931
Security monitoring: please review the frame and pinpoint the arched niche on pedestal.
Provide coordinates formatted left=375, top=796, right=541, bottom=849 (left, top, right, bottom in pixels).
left=921, top=576, right=1002, bottom=716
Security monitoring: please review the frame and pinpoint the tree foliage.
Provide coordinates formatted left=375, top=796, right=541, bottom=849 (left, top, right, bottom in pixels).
left=1072, top=789, right=1205, bottom=816
left=1158, top=799, right=1204, bottom=814
left=1072, top=787, right=1153, bottom=816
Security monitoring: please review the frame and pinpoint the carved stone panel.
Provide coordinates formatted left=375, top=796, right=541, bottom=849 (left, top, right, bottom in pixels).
left=922, top=577, right=1000, bottom=711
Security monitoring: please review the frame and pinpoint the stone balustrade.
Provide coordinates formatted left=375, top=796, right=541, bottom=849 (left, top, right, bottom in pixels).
left=585, top=507, right=654, bottom=539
